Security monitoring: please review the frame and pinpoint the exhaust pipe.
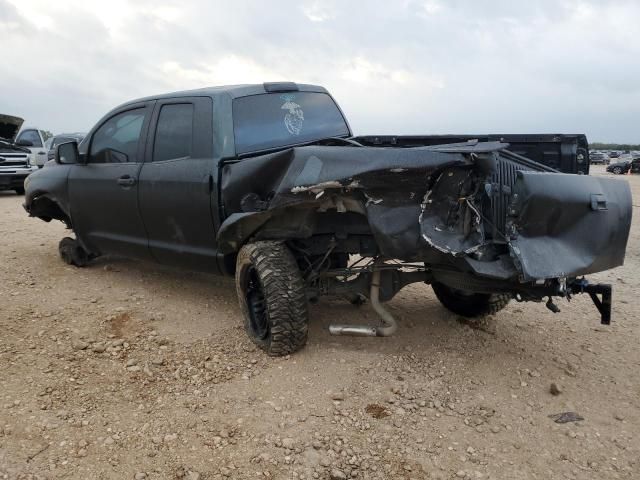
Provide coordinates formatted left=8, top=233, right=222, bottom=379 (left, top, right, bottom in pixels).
left=329, top=267, right=398, bottom=337
left=328, top=324, right=378, bottom=336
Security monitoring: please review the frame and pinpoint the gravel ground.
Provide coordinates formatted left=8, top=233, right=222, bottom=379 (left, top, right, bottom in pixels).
left=0, top=165, right=638, bottom=479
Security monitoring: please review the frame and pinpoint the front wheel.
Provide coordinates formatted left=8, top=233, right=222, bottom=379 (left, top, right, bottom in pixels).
left=59, top=237, right=90, bottom=267
left=432, top=282, right=510, bottom=317
left=612, top=166, right=623, bottom=174
left=235, top=241, right=309, bottom=356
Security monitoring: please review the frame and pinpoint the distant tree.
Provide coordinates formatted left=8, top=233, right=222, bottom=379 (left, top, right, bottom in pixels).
left=41, top=130, right=53, bottom=142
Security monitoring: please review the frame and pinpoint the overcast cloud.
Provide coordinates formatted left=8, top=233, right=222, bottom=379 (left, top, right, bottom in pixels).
left=1, top=0, right=639, bottom=142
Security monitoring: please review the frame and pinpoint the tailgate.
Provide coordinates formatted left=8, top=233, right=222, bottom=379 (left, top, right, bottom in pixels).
left=507, top=172, right=632, bottom=281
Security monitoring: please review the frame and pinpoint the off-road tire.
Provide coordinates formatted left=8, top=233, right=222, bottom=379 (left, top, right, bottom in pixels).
left=59, top=237, right=89, bottom=267
left=236, top=241, right=309, bottom=356
left=14, top=187, right=25, bottom=195
left=612, top=166, right=623, bottom=175
left=432, top=282, right=510, bottom=317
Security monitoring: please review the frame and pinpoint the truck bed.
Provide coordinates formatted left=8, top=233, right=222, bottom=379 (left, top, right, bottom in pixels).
left=353, top=134, right=590, bottom=174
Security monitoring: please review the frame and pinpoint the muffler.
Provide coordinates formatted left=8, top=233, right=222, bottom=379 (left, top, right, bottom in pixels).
left=329, top=267, right=398, bottom=337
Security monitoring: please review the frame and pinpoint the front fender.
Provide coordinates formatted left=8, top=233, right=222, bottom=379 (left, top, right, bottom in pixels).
left=23, top=163, right=73, bottom=223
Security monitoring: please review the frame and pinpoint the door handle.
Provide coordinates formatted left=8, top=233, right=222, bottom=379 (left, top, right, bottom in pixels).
left=204, top=173, right=213, bottom=194
left=117, top=175, right=136, bottom=187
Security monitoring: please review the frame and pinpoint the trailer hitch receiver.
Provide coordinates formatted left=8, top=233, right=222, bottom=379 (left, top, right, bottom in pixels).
left=570, top=279, right=612, bottom=325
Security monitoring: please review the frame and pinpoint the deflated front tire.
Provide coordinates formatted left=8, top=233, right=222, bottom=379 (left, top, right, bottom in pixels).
left=58, top=237, right=90, bottom=267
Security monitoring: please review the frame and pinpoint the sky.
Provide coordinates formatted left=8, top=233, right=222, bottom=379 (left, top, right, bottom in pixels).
left=1, top=0, right=639, bottom=143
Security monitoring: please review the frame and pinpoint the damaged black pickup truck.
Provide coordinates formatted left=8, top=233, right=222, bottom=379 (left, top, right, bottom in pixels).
left=24, top=83, right=632, bottom=356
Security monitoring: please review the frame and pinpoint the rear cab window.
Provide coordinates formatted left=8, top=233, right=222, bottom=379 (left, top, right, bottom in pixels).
left=232, top=92, right=349, bottom=155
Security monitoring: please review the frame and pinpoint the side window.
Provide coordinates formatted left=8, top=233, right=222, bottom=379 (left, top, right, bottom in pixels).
left=89, top=108, right=145, bottom=164
left=18, top=130, right=43, bottom=147
left=153, top=103, right=193, bottom=162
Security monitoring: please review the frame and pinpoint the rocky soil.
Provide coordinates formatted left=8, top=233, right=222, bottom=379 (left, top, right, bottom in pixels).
left=0, top=165, right=638, bottom=479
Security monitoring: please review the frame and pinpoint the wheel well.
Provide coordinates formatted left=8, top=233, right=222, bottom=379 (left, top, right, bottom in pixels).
left=219, top=252, right=237, bottom=276
left=30, top=195, right=71, bottom=227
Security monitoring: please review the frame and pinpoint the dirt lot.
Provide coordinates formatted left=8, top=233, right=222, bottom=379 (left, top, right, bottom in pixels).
left=0, top=165, right=638, bottom=479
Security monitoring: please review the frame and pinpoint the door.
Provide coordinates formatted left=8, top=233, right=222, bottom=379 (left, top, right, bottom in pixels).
left=16, top=129, right=47, bottom=167
left=68, top=103, right=154, bottom=259
left=138, top=97, right=220, bottom=272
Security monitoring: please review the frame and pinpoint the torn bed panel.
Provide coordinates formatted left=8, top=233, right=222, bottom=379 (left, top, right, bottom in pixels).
left=221, top=144, right=476, bottom=212
left=219, top=144, right=479, bottom=255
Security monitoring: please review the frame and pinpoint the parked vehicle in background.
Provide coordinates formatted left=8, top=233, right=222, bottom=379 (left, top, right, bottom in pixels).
left=15, top=128, right=49, bottom=168
left=609, top=151, right=621, bottom=159
left=607, top=158, right=640, bottom=175
left=47, top=133, right=86, bottom=161
left=589, top=152, right=609, bottom=164
left=24, top=83, right=631, bottom=356
left=0, top=114, right=38, bottom=194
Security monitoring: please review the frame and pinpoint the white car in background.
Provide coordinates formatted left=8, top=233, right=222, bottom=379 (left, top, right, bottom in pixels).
left=0, top=114, right=37, bottom=194
left=15, top=128, right=49, bottom=168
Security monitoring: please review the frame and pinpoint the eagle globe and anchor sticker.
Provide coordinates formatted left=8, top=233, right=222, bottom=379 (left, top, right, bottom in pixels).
left=280, top=94, right=304, bottom=135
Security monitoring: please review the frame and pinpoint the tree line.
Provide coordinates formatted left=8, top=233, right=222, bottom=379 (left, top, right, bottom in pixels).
left=591, top=142, right=640, bottom=150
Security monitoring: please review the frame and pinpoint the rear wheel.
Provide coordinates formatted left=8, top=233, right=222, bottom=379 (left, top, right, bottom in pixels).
left=612, top=166, right=623, bottom=174
left=432, top=282, right=510, bottom=317
left=59, top=237, right=90, bottom=267
left=235, top=241, right=309, bottom=356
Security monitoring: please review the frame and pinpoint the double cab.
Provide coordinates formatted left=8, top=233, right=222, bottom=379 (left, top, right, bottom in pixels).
left=24, top=83, right=631, bottom=356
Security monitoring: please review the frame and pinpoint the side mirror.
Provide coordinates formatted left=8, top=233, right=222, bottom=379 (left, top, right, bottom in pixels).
left=56, top=141, right=79, bottom=164
left=16, top=139, right=34, bottom=147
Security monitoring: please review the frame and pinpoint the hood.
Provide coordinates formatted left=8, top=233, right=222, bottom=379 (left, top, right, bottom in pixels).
left=0, top=114, right=24, bottom=142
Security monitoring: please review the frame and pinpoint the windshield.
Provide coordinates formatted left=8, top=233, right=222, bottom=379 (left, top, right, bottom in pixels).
left=233, top=92, right=349, bottom=155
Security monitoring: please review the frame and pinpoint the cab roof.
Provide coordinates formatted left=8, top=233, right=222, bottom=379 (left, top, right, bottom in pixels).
left=120, top=82, right=328, bottom=108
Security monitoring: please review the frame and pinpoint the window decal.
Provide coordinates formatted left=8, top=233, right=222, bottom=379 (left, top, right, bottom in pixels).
left=280, top=94, right=304, bottom=136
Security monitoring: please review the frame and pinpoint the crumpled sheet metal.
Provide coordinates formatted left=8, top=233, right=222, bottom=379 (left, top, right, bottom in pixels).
left=218, top=144, right=494, bottom=256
